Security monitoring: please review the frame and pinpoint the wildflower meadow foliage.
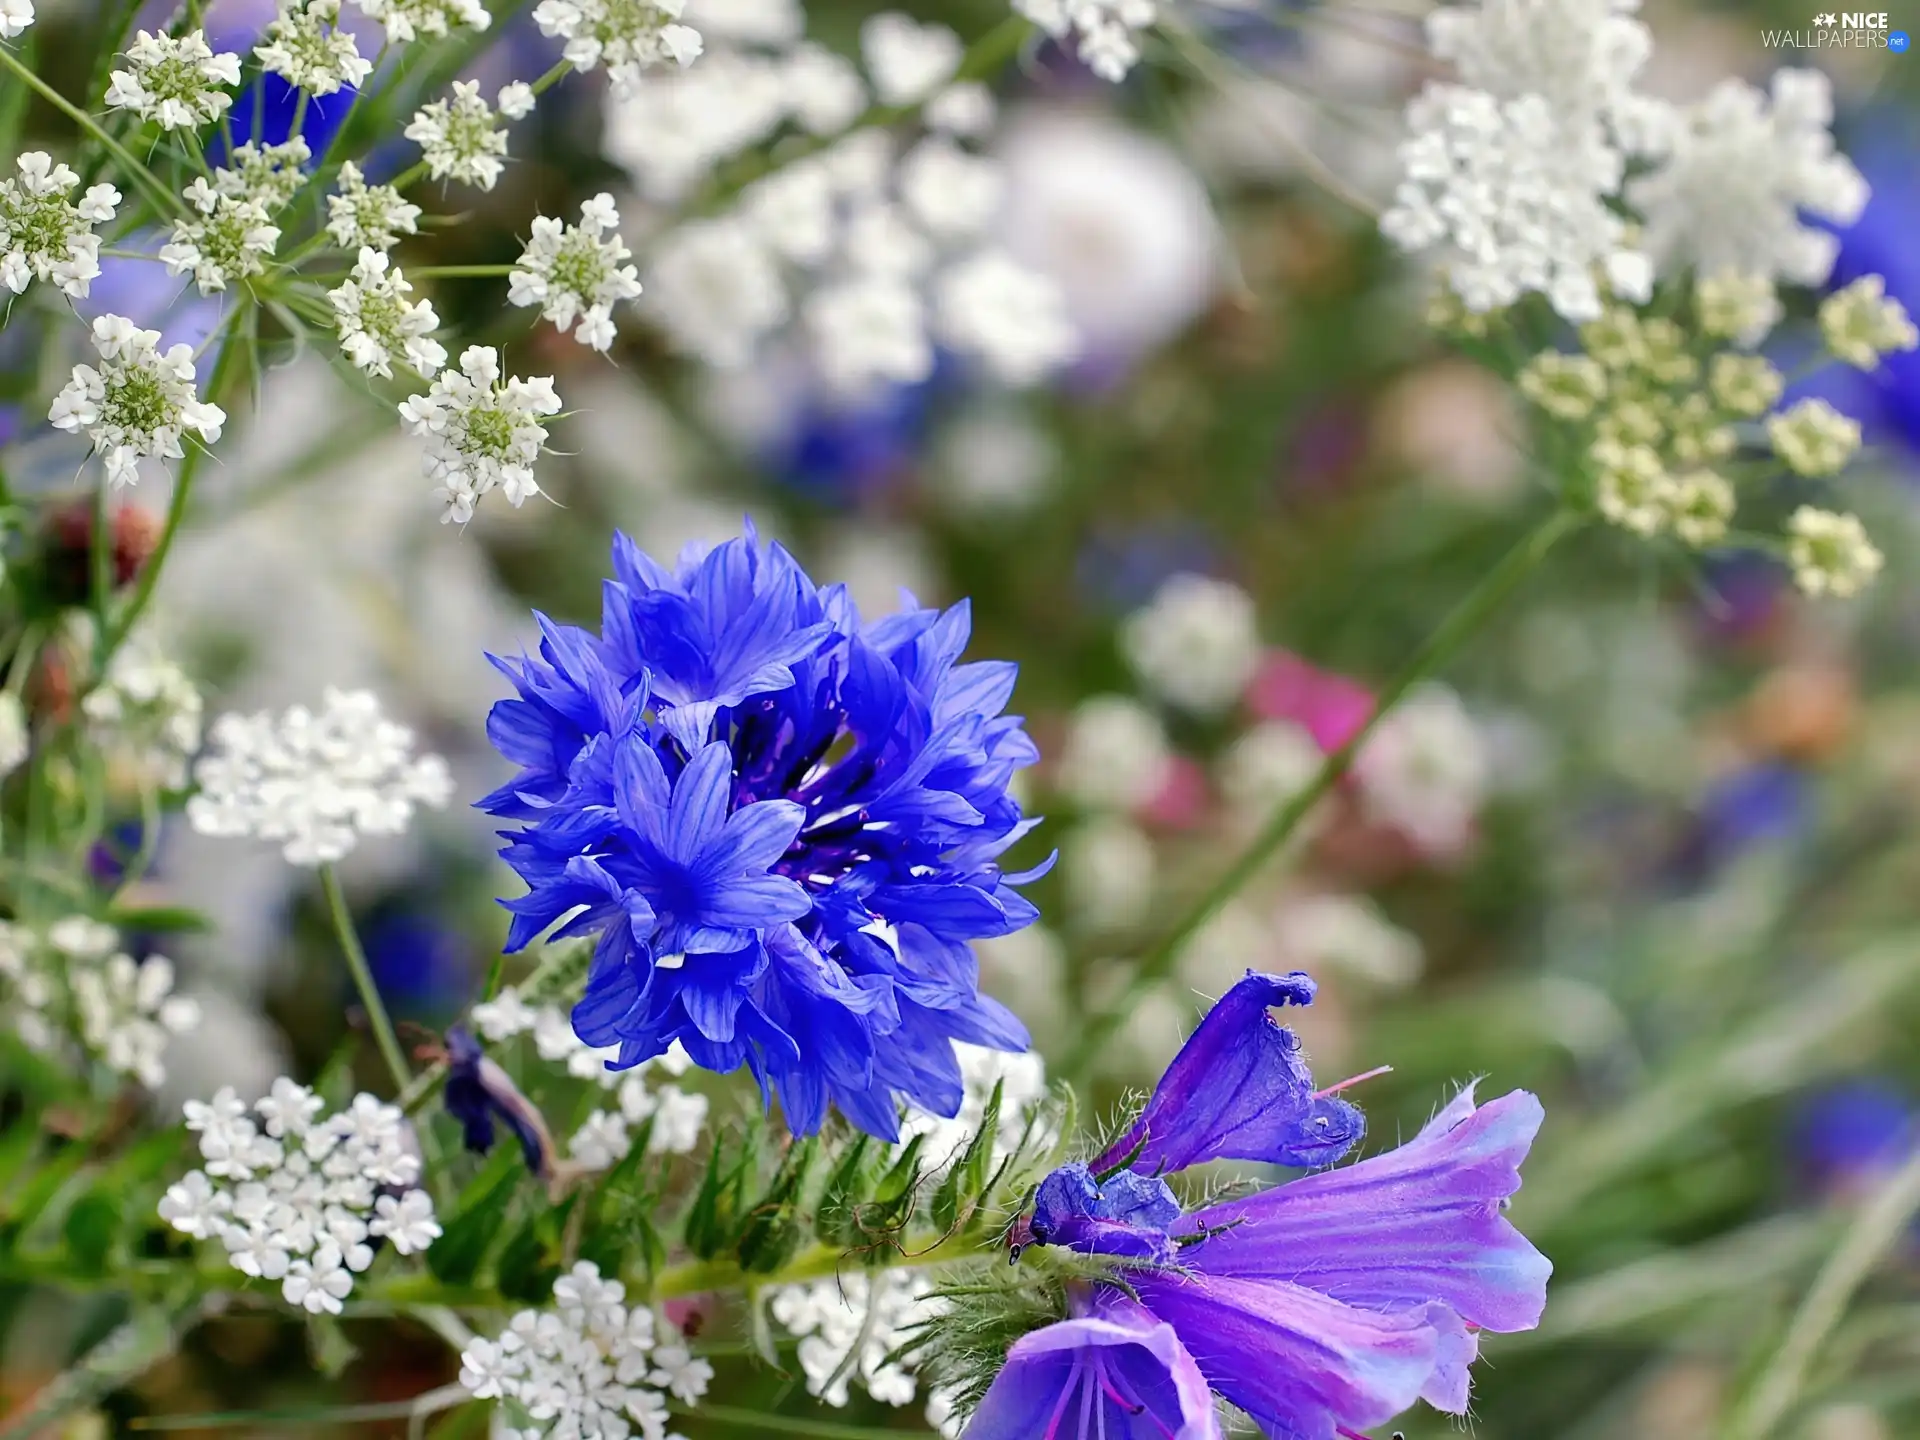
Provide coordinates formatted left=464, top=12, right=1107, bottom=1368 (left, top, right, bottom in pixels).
left=4, top=0, right=1920, bottom=1435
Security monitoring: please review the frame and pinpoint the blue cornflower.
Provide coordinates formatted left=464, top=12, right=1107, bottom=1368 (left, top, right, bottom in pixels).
left=483, top=524, right=1042, bottom=1139
left=971, top=971, right=1551, bottom=1440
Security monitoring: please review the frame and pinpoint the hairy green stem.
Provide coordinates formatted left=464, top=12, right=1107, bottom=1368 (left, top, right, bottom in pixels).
left=321, top=863, right=414, bottom=1093
left=1721, top=1144, right=1920, bottom=1440
left=1061, top=506, right=1584, bottom=1079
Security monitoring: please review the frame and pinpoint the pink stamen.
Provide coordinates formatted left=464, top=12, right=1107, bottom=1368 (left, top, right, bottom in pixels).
left=1315, top=1065, right=1393, bottom=1099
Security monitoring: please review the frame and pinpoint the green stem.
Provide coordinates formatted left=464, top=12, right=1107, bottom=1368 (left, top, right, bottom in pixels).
left=0, top=1302, right=202, bottom=1440
left=321, top=863, right=414, bottom=1093
left=100, top=331, right=244, bottom=662
left=0, top=46, right=183, bottom=217
left=404, top=264, right=517, bottom=278
left=1061, top=506, right=1584, bottom=1079
left=1720, top=1145, right=1920, bottom=1440
left=530, top=58, right=572, bottom=95
left=687, top=1403, right=927, bottom=1439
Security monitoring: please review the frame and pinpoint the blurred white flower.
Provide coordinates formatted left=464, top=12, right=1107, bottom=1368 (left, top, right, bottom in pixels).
left=0, top=694, right=26, bottom=779
left=997, top=108, right=1220, bottom=364
left=1063, top=816, right=1156, bottom=930
left=859, top=11, right=960, bottom=104
left=933, top=249, right=1078, bottom=384
left=1218, top=720, right=1323, bottom=831
left=1122, top=572, right=1261, bottom=715
left=1786, top=507, right=1882, bottom=599
left=1354, top=682, right=1488, bottom=857
left=1628, top=69, right=1867, bottom=287
left=1273, top=893, right=1424, bottom=988
left=532, top=0, right=701, bottom=93
left=187, top=687, right=454, bottom=865
left=1014, top=0, right=1154, bottom=81
left=356, top=0, right=489, bottom=43
left=0, top=0, right=33, bottom=37
left=1057, top=694, right=1171, bottom=811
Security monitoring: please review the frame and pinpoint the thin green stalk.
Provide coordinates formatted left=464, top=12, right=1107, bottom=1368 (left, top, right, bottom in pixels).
left=90, top=478, right=113, bottom=675
left=102, top=330, right=244, bottom=661
left=1061, top=506, right=1584, bottom=1079
left=0, top=46, right=183, bottom=217
left=321, top=863, right=414, bottom=1093
left=405, top=264, right=518, bottom=278
left=687, top=1403, right=927, bottom=1438
left=1720, top=1146, right=1920, bottom=1440
left=530, top=58, right=572, bottom=94
left=129, top=1384, right=469, bottom=1431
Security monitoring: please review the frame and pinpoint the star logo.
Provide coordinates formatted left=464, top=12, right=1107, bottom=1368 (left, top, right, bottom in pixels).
left=1814, top=11, right=1837, bottom=23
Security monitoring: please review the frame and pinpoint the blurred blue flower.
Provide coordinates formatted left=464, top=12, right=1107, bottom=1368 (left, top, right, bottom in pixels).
left=443, top=1026, right=558, bottom=1177
left=1671, top=762, right=1811, bottom=884
left=361, top=910, right=474, bottom=1015
left=771, top=384, right=933, bottom=504
left=483, top=524, right=1043, bottom=1139
left=1076, top=524, right=1219, bottom=613
left=988, top=970, right=1551, bottom=1440
left=1791, top=1080, right=1914, bottom=1199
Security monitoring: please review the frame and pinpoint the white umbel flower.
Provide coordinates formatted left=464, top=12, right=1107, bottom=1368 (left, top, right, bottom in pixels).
left=325, top=161, right=422, bottom=251
left=105, top=30, right=240, bottom=130
left=859, top=12, right=961, bottom=104
left=771, top=1271, right=945, bottom=1409
left=187, top=688, right=454, bottom=865
left=0, top=0, right=32, bottom=38
left=82, top=635, right=204, bottom=790
left=933, top=250, right=1078, bottom=385
left=254, top=0, right=372, bottom=97
left=398, top=346, right=562, bottom=523
left=508, top=193, right=644, bottom=352
left=72, top=953, right=200, bottom=1088
left=48, top=315, right=227, bottom=489
left=160, top=1082, right=437, bottom=1311
left=330, top=248, right=447, bottom=378
left=646, top=220, right=790, bottom=367
left=1767, top=397, right=1862, bottom=477
left=1425, top=0, right=1654, bottom=145
left=1820, top=275, right=1920, bottom=371
left=1012, top=0, right=1154, bottom=82
left=1354, top=682, right=1488, bottom=858
left=0, top=153, right=119, bottom=299
left=158, top=176, right=279, bottom=295
left=1627, top=69, right=1868, bottom=288
left=356, top=0, right=489, bottom=43
left=405, top=81, right=522, bottom=190
left=1382, top=83, right=1648, bottom=323
left=1786, top=507, right=1882, bottom=599
left=1056, top=695, right=1171, bottom=812
left=457, top=1262, right=710, bottom=1436
left=213, top=139, right=314, bottom=211
left=1122, top=572, right=1262, bottom=714
left=806, top=274, right=933, bottom=392
left=531, top=0, right=701, bottom=95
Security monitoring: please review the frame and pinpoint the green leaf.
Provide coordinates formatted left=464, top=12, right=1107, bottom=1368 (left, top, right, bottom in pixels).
left=496, top=1193, right=577, bottom=1303
left=426, top=1147, right=522, bottom=1284
left=104, top=905, right=211, bottom=935
left=738, top=1137, right=818, bottom=1274
left=62, top=1190, right=121, bottom=1274
left=306, top=1314, right=359, bottom=1379
left=815, top=1135, right=875, bottom=1248
left=683, top=1126, right=757, bottom=1261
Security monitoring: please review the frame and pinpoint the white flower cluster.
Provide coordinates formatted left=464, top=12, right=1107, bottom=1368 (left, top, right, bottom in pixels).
left=533, top=0, right=701, bottom=94
left=1012, top=0, right=1154, bottom=82
left=1820, top=276, right=1920, bottom=372
left=1387, top=0, right=1866, bottom=322
left=357, top=0, right=490, bottom=43
left=213, top=139, right=314, bottom=212
left=0, top=917, right=198, bottom=1085
left=398, top=346, right=562, bottom=523
left=406, top=80, right=533, bottom=192
left=457, top=1261, right=712, bottom=1439
left=1354, top=682, right=1489, bottom=859
left=1122, top=572, right=1262, bottom=716
left=0, top=152, right=119, bottom=300
left=610, top=10, right=1073, bottom=388
left=255, top=0, right=373, bottom=97
left=82, top=634, right=205, bottom=790
left=187, top=687, right=454, bottom=865
left=1786, top=506, right=1884, bottom=600
left=0, top=0, right=32, bottom=38
left=159, top=176, right=281, bottom=295
left=49, top=315, right=227, bottom=489
left=509, top=194, right=644, bottom=352
left=470, top=987, right=709, bottom=1165
left=327, top=161, right=423, bottom=252
left=1055, top=693, right=1171, bottom=812
left=770, top=1271, right=948, bottom=1413
left=105, top=30, right=240, bottom=131
left=159, top=1081, right=440, bottom=1314
left=331, top=248, right=448, bottom=378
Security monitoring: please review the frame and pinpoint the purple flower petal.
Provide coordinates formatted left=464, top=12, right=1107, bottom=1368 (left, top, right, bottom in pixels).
left=1187, top=1086, right=1553, bottom=1337
left=964, top=1299, right=1223, bottom=1440
left=1091, top=970, right=1363, bottom=1177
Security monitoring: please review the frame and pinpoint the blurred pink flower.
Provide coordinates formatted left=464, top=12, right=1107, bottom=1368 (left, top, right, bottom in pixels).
left=1245, top=651, right=1374, bottom=753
